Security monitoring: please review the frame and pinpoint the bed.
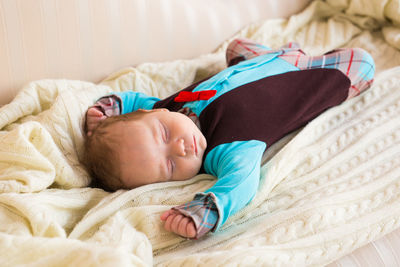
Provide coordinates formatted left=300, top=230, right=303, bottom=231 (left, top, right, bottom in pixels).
left=0, top=0, right=400, bottom=266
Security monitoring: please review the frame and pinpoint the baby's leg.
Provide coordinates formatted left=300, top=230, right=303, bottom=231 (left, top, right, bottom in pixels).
left=226, top=38, right=302, bottom=66
left=226, top=39, right=375, bottom=98
left=285, top=48, right=375, bottom=99
left=326, top=48, right=375, bottom=98
left=226, top=38, right=272, bottom=66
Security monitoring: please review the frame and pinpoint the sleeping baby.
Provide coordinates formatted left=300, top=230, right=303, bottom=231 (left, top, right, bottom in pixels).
left=83, top=38, right=375, bottom=239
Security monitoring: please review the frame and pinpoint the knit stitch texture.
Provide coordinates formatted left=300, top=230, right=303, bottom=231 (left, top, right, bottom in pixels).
left=0, top=0, right=400, bottom=266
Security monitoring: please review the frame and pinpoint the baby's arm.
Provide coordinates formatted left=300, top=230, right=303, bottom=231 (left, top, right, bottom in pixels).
left=164, top=192, right=218, bottom=238
left=162, top=140, right=266, bottom=239
left=85, top=91, right=159, bottom=135
left=85, top=95, right=121, bottom=135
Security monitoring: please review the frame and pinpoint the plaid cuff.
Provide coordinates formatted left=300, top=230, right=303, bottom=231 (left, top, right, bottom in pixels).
left=173, top=193, right=219, bottom=239
left=93, top=94, right=122, bottom=117
left=226, top=38, right=304, bottom=67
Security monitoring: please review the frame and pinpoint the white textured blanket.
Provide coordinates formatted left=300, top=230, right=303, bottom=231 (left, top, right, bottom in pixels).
left=1, top=0, right=400, bottom=266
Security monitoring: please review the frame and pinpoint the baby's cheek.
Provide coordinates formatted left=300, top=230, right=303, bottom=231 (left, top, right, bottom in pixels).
left=175, top=158, right=200, bottom=181
left=189, top=158, right=202, bottom=177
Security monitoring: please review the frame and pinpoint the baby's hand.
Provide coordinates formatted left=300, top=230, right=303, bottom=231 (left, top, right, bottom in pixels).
left=161, top=209, right=196, bottom=239
left=85, top=107, right=107, bottom=136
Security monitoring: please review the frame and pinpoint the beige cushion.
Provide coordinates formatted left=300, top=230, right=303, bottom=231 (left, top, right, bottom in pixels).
left=0, top=0, right=310, bottom=106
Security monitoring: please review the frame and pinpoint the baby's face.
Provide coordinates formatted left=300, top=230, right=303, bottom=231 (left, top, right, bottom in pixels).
left=116, top=109, right=207, bottom=188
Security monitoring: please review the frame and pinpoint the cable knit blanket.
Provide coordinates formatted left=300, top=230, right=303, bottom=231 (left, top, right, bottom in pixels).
left=1, top=0, right=400, bottom=266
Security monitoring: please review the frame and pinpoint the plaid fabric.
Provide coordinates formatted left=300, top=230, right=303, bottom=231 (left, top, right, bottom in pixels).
left=174, top=39, right=375, bottom=238
left=90, top=96, right=217, bottom=238
left=173, top=193, right=219, bottom=239
left=93, top=94, right=122, bottom=117
left=90, top=39, right=375, bottom=238
left=226, top=38, right=301, bottom=66
left=226, top=38, right=375, bottom=98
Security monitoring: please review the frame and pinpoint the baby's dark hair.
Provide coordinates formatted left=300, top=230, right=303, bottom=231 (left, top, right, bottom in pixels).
left=84, top=110, right=148, bottom=191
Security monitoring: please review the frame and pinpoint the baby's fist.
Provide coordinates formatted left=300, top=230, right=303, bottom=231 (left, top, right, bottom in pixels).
left=161, top=209, right=196, bottom=239
left=85, top=107, right=107, bottom=136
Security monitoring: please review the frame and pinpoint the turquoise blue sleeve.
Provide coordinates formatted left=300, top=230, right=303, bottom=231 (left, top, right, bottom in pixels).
left=201, top=140, right=267, bottom=230
left=113, top=91, right=160, bottom=114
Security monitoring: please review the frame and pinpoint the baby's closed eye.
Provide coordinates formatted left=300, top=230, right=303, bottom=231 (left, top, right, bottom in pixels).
left=160, top=121, right=169, bottom=142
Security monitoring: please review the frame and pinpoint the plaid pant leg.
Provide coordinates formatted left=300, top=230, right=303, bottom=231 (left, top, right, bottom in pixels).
left=282, top=48, right=375, bottom=98
left=225, top=38, right=272, bottom=66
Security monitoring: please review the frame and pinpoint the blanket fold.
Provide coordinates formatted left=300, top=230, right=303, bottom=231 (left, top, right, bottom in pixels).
left=0, top=0, right=400, bottom=266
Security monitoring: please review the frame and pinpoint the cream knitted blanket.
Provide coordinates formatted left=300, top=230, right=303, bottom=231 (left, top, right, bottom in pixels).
left=1, top=0, right=400, bottom=266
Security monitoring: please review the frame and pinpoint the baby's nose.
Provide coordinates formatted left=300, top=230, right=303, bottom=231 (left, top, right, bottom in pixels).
left=173, top=138, right=186, bottom=157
